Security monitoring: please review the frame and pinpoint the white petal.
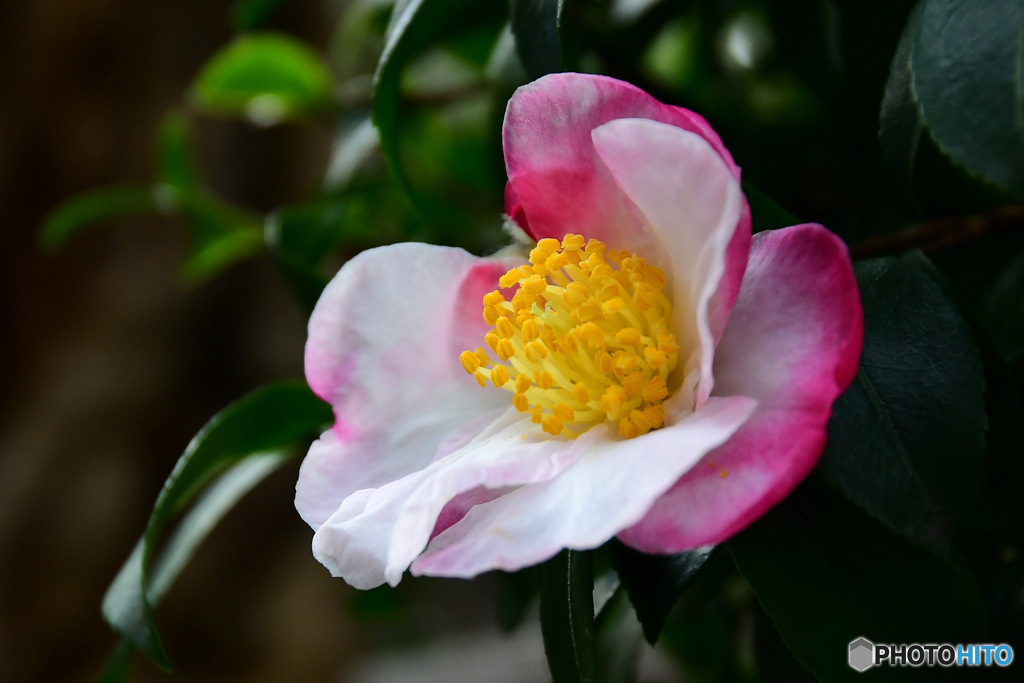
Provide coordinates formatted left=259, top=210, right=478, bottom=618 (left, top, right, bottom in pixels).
left=411, top=396, right=756, bottom=578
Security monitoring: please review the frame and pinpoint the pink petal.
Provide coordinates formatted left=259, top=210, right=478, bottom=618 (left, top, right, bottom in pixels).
left=311, top=410, right=604, bottom=588
left=503, top=72, right=751, bottom=345
left=619, top=224, right=862, bottom=552
left=296, top=244, right=520, bottom=530
left=411, top=396, right=756, bottom=579
left=592, top=119, right=744, bottom=412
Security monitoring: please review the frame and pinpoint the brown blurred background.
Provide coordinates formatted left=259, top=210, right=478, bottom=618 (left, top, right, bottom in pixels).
left=0, top=2, right=533, bottom=681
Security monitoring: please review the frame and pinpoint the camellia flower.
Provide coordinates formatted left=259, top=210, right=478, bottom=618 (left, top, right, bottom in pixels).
left=296, top=73, right=862, bottom=589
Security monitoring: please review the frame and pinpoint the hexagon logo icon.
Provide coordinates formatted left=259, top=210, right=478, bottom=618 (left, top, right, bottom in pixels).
left=849, top=637, right=875, bottom=672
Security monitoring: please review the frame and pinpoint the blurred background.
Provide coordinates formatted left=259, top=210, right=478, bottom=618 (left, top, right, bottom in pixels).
left=3, top=0, right=1018, bottom=681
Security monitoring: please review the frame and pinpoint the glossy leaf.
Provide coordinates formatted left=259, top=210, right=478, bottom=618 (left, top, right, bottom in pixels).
left=610, top=540, right=715, bottom=645
left=101, top=382, right=332, bottom=669
left=817, top=256, right=986, bottom=558
left=880, top=0, right=1024, bottom=197
left=39, top=185, right=160, bottom=250
left=191, top=32, right=334, bottom=125
left=729, top=475, right=989, bottom=682
left=99, top=450, right=289, bottom=681
left=510, top=0, right=564, bottom=78
left=371, top=0, right=492, bottom=200
left=540, top=549, right=596, bottom=683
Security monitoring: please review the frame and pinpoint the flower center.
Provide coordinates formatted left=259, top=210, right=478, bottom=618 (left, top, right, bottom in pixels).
left=460, top=234, right=679, bottom=439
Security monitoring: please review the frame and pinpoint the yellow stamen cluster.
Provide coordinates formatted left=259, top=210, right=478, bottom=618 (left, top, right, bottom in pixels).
left=459, top=234, right=679, bottom=439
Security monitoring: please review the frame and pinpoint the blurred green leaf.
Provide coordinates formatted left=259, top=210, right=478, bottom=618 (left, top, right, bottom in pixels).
left=880, top=0, right=1024, bottom=197
left=231, top=0, right=287, bottom=30
left=170, top=188, right=265, bottom=281
left=610, top=541, right=715, bottom=645
left=541, top=549, right=597, bottom=683
left=101, top=381, right=331, bottom=670
left=372, top=0, right=494, bottom=202
left=39, top=185, right=160, bottom=250
left=155, top=113, right=198, bottom=191
left=729, top=475, right=989, bottom=682
left=191, top=32, right=334, bottom=125
left=593, top=586, right=642, bottom=683
left=510, top=0, right=564, bottom=78
left=100, top=450, right=290, bottom=682
left=742, top=181, right=798, bottom=233
left=818, top=256, right=986, bottom=558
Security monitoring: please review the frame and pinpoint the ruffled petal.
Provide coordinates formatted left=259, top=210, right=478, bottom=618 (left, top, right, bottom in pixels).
left=311, top=409, right=606, bottom=588
left=411, top=396, right=756, bottom=578
left=591, top=119, right=744, bottom=411
left=297, top=243, right=520, bottom=530
left=618, top=224, right=862, bottom=552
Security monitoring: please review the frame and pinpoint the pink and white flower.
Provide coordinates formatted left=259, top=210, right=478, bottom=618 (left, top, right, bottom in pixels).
left=296, top=73, right=863, bottom=589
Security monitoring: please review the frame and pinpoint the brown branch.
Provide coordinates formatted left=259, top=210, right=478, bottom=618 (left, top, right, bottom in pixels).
left=850, top=205, right=1024, bottom=260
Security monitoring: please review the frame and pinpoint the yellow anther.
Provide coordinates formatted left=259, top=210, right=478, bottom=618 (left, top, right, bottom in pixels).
left=474, top=373, right=487, bottom=388
left=545, top=251, right=569, bottom=271
left=483, top=305, right=501, bottom=325
left=573, top=382, right=591, bottom=405
left=465, top=236, right=678, bottom=439
left=499, top=269, right=525, bottom=289
left=642, top=377, right=668, bottom=403
left=601, top=385, right=628, bottom=419
left=496, top=316, right=516, bottom=339
left=525, top=340, right=548, bottom=361
left=537, top=237, right=561, bottom=256
left=542, top=415, right=564, bottom=435
left=615, top=328, right=641, bottom=346
left=644, top=347, right=667, bottom=368
left=553, top=404, right=574, bottom=422
left=602, top=297, right=626, bottom=316
left=459, top=350, right=481, bottom=374
left=483, top=290, right=506, bottom=306
left=622, top=371, right=646, bottom=396
left=562, top=234, right=585, bottom=251
left=522, top=277, right=548, bottom=297
left=521, top=318, right=540, bottom=342
left=496, top=338, right=515, bottom=361
left=491, top=365, right=510, bottom=388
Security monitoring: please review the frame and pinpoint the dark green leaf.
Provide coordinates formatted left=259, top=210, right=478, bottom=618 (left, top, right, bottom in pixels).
left=496, top=566, right=541, bottom=631
left=191, top=32, right=334, bottom=125
left=371, top=0, right=494, bottom=201
left=510, top=0, right=564, bottom=78
left=231, top=0, right=287, bottom=30
left=593, top=586, right=642, bottom=683
left=881, top=0, right=1024, bottom=197
left=728, top=475, right=989, bottom=682
left=101, top=381, right=331, bottom=669
left=540, top=549, right=596, bottom=683
left=610, top=540, right=715, bottom=645
left=742, top=181, right=798, bottom=234
left=265, top=200, right=349, bottom=312
left=878, top=1, right=924, bottom=193
left=818, top=256, right=986, bottom=557
left=39, top=185, right=159, bottom=250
